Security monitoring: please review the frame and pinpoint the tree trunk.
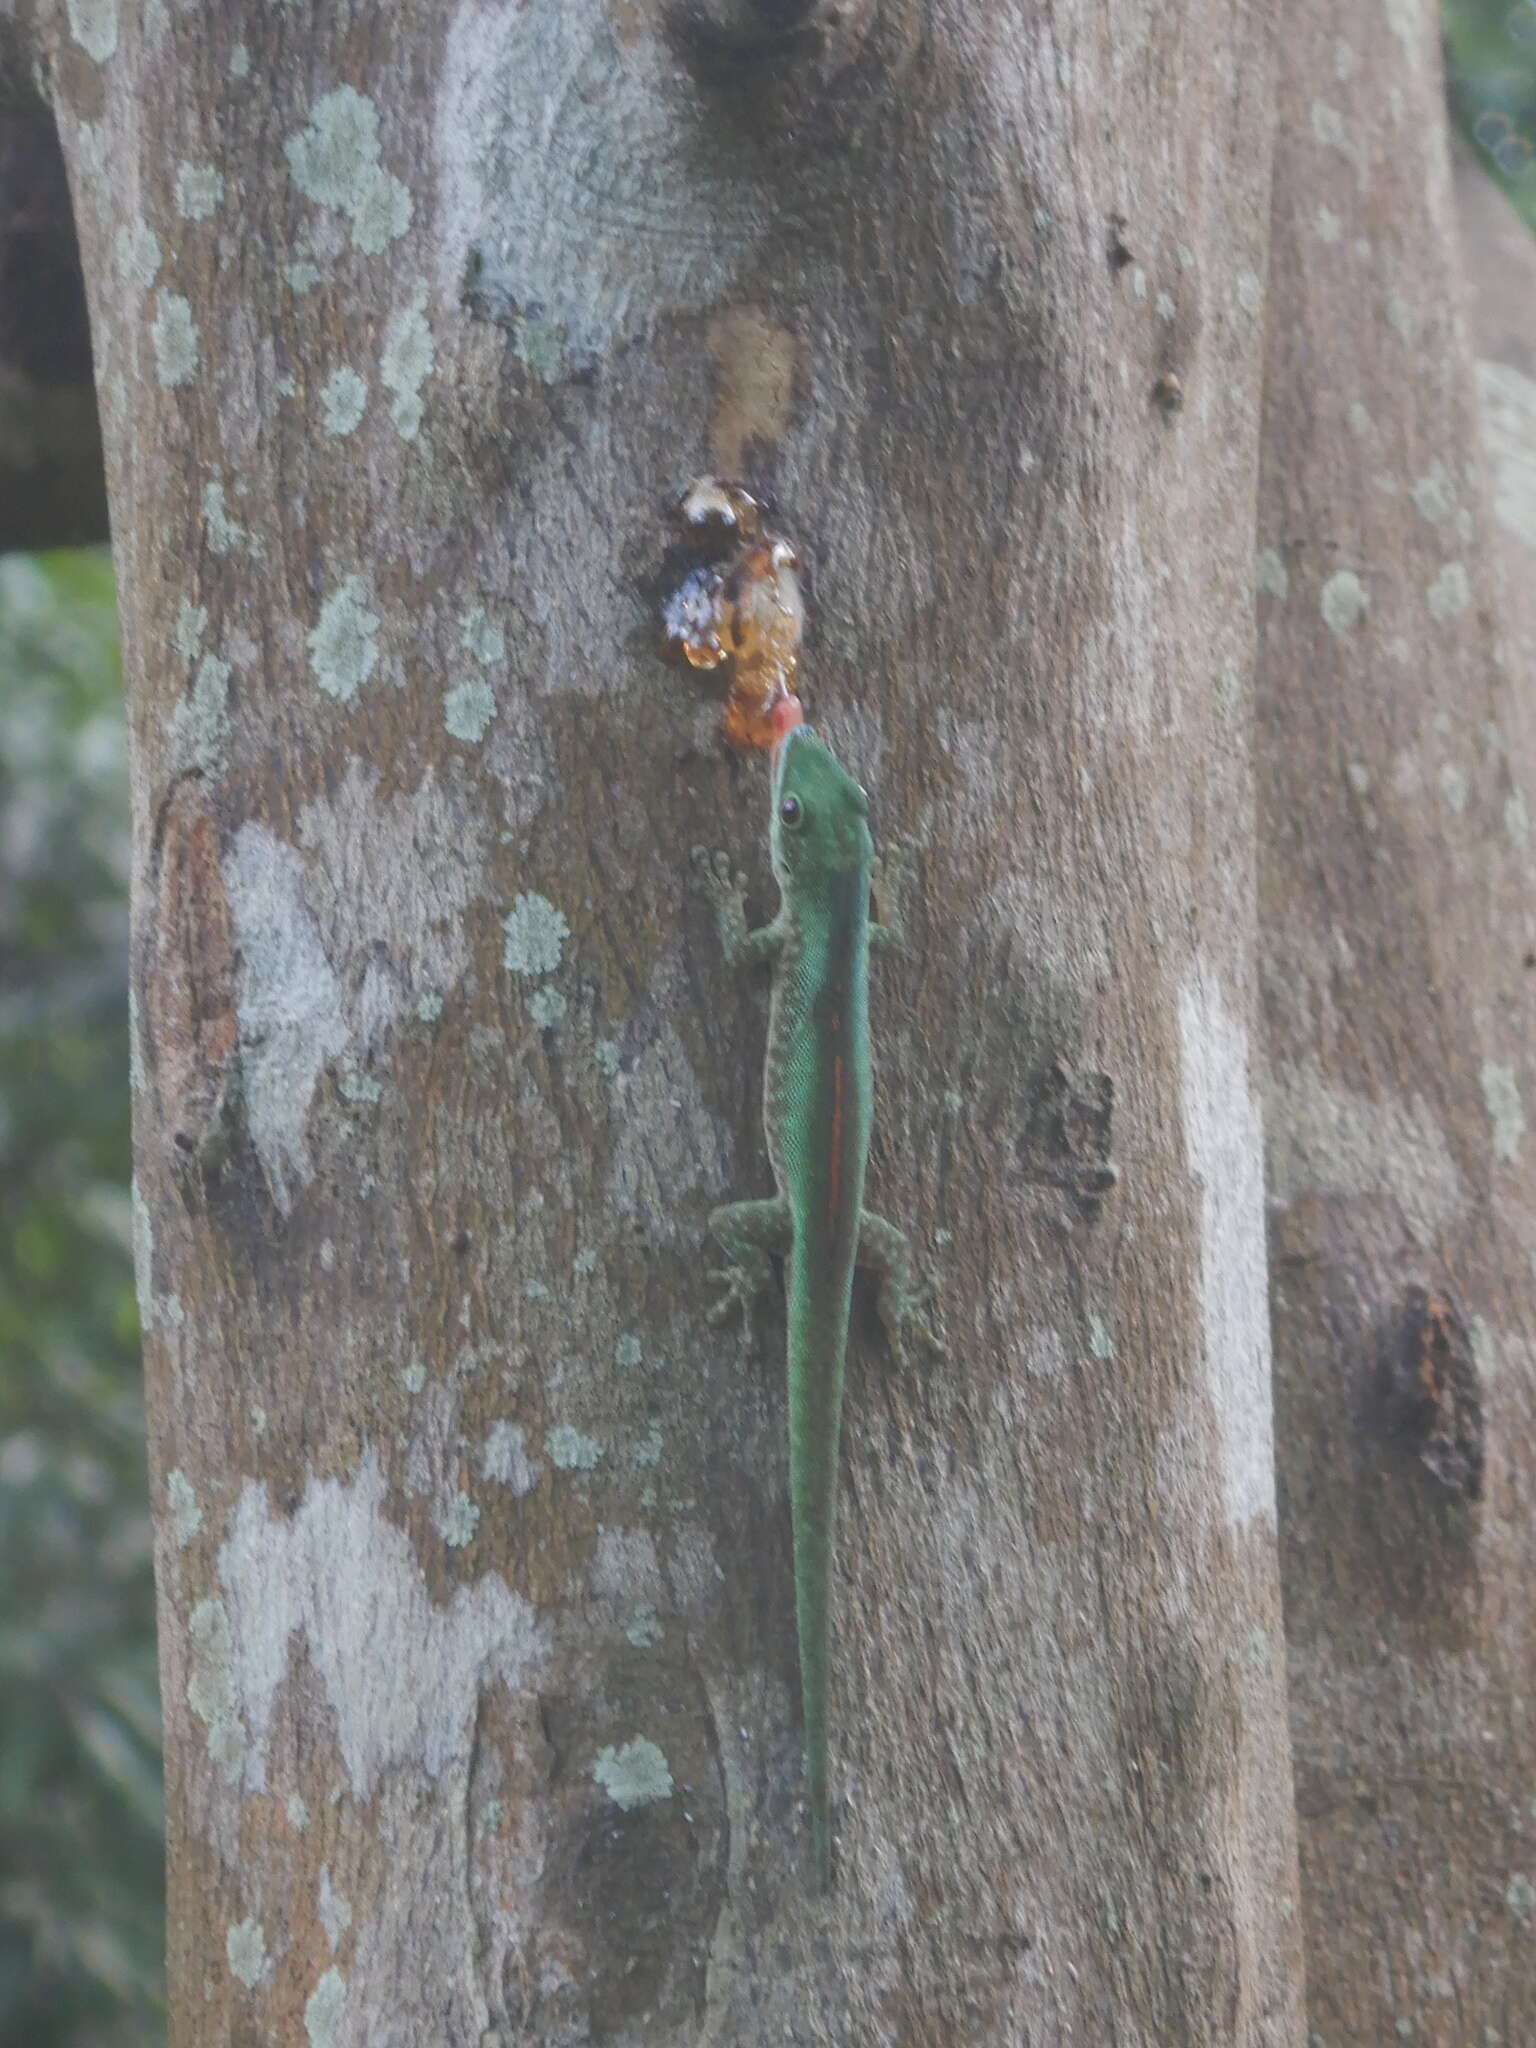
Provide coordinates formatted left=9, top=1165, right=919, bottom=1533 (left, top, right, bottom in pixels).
left=1256, top=5, right=1536, bottom=2042
left=22, top=0, right=1315, bottom=2037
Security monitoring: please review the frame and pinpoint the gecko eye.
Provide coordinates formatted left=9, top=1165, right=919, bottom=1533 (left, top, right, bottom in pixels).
left=779, top=794, right=804, bottom=828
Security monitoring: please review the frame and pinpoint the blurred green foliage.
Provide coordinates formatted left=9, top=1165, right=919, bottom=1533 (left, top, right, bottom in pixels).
left=1445, top=0, right=1536, bottom=226
left=0, top=551, right=163, bottom=2045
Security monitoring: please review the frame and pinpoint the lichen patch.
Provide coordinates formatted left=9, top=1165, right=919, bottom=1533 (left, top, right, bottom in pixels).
left=285, top=88, right=413, bottom=255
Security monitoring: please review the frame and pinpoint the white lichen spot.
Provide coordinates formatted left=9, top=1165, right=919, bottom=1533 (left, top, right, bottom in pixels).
left=615, top=1333, right=643, bottom=1369
left=1311, top=100, right=1353, bottom=161
left=187, top=1597, right=246, bottom=1782
left=444, top=677, right=496, bottom=743
left=174, top=598, right=208, bottom=661
left=337, top=1055, right=381, bottom=1104
left=1256, top=547, right=1289, bottom=600
left=1481, top=1062, right=1525, bottom=1162
left=1347, top=401, right=1372, bottom=436
left=1439, top=764, right=1468, bottom=814
left=573, top=1246, right=599, bottom=1277
left=633, top=1425, right=664, bottom=1468
left=546, top=1424, right=602, bottom=1471
left=1410, top=462, right=1455, bottom=526
left=308, top=577, right=380, bottom=700
left=481, top=1421, right=540, bottom=1494
left=1235, top=268, right=1262, bottom=317
left=218, top=1452, right=550, bottom=1798
left=226, top=1918, right=267, bottom=1988
left=1319, top=570, right=1367, bottom=636
left=1316, top=206, right=1342, bottom=244
left=1426, top=562, right=1470, bottom=621
left=114, top=217, right=161, bottom=296
left=459, top=605, right=506, bottom=665
left=284, top=259, right=323, bottom=294
left=1155, top=290, right=1175, bottom=320
left=175, top=163, right=225, bottom=221
left=502, top=893, right=569, bottom=976
left=304, top=1966, right=347, bottom=2048
left=1506, top=791, right=1529, bottom=849
left=221, top=824, right=348, bottom=1212
left=285, top=88, right=412, bottom=255
left=415, top=992, right=442, bottom=1023
left=402, top=1360, right=427, bottom=1394
left=202, top=481, right=247, bottom=555
left=592, top=1736, right=673, bottom=1810
left=150, top=293, right=200, bottom=389
left=317, top=1867, right=352, bottom=1949
left=1506, top=1873, right=1536, bottom=1921
left=319, top=366, right=367, bottom=437
left=1470, top=1314, right=1499, bottom=1386
left=380, top=287, right=434, bottom=440
left=1087, top=1313, right=1114, bottom=1363
left=167, top=1468, right=203, bottom=1548
left=66, top=0, right=118, bottom=62
left=437, top=1491, right=480, bottom=1548
left=594, top=1038, right=622, bottom=1078
left=229, top=42, right=250, bottom=78
left=1178, top=970, right=1276, bottom=1529
left=627, top=1606, right=663, bottom=1647
left=287, top=1793, right=309, bottom=1831
left=1129, top=265, right=1146, bottom=299
left=1345, top=761, right=1372, bottom=795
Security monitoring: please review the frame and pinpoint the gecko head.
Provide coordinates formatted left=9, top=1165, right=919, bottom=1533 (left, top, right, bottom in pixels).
left=770, top=726, right=871, bottom=883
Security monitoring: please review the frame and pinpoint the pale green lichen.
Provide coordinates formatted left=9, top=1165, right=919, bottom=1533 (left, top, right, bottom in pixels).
left=1087, top=1313, right=1114, bottom=1363
left=174, top=598, right=208, bottom=661
left=1439, top=764, right=1468, bottom=814
left=1482, top=1063, right=1525, bottom=1162
left=168, top=652, right=231, bottom=777
left=187, top=1598, right=244, bottom=1782
left=592, top=1736, right=673, bottom=1810
left=1385, top=295, right=1416, bottom=345
left=627, top=1606, right=663, bottom=1647
left=1506, top=791, right=1529, bottom=849
left=226, top=1918, right=267, bottom=1988
left=1255, top=547, right=1289, bottom=601
left=415, top=993, right=442, bottom=1023
left=632, top=1425, right=664, bottom=1469
left=444, top=677, right=496, bottom=743
left=1235, top=268, right=1262, bottom=317
left=380, top=288, right=434, bottom=440
left=338, top=1055, right=382, bottom=1104
left=175, top=163, right=225, bottom=221
left=287, top=1793, right=309, bottom=1831
left=594, top=1038, right=621, bottom=1078
left=229, top=42, right=250, bottom=78
left=114, top=217, right=161, bottom=296
left=1319, top=569, right=1367, bottom=636
left=285, top=88, right=412, bottom=255
left=438, top=1491, right=480, bottom=1548
left=150, top=293, right=200, bottom=388
left=304, top=1966, right=347, bottom=2048
left=573, top=1247, right=599, bottom=1277
left=502, top=893, right=569, bottom=976
left=1426, top=562, right=1470, bottom=621
left=1346, top=762, right=1371, bottom=795
left=67, top=0, right=118, bottom=62
left=167, top=1468, right=203, bottom=1548
left=459, top=605, right=505, bottom=665
left=1316, top=206, right=1342, bottom=244
left=1347, top=400, right=1372, bottom=436
left=526, top=985, right=567, bottom=1029
left=615, top=1333, right=642, bottom=1369
left=202, top=481, right=247, bottom=555
left=401, top=1360, right=427, bottom=1394
left=319, top=366, right=367, bottom=437
left=308, top=577, right=379, bottom=700
left=1507, top=1872, right=1536, bottom=1920
left=285, top=259, right=323, bottom=294
left=546, top=1424, right=602, bottom=1471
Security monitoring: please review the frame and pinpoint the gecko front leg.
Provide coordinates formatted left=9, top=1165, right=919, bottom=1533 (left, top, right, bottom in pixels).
left=693, top=847, right=785, bottom=970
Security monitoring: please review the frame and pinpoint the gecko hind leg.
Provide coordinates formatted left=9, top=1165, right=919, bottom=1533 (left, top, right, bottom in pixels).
left=707, top=1196, right=791, bottom=1340
left=858, top=1210, right=943, bottom=1368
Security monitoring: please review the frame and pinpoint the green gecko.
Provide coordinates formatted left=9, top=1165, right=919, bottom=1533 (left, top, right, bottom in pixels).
left=696, top=724, right=939, bottom=1890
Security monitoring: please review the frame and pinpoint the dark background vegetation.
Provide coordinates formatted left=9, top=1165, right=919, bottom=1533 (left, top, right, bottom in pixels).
left=0, top=14, right=1529, bottom=2041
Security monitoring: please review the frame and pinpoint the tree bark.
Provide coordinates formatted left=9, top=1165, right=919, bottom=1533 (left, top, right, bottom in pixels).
left=29, top=0, right=1313, bottom=2038
left=1256, top=6, right=1536, bottom=2042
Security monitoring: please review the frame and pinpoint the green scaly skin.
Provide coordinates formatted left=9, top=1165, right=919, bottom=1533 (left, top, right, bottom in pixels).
left=696, top=726, right=939, bottom=1890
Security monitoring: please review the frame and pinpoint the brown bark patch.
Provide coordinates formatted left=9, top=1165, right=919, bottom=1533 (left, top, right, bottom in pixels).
left=1377, top=1285, right=1485, bottom=1503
